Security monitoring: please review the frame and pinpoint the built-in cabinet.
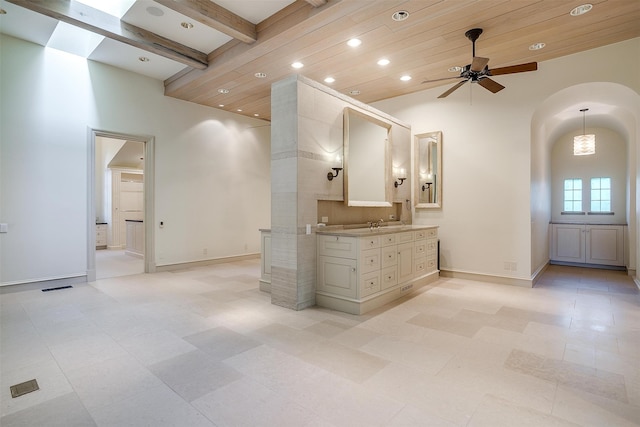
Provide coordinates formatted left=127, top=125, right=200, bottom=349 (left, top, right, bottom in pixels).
left=317, top=226, right=438, bottom=314
left=125, top=220, right=144, bottom=257
left=95, top=223, right=107, bottom=249
left=550, top=223, right=626, bottom=267
left=107, top=169, right=143, bottom=249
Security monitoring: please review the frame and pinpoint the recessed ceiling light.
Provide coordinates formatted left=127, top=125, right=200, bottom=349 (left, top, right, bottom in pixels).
left=391, top=10, right=410, bottom=21
left=324, top=77, right=335, bottom=83
left=377, top=58, right=390, bottom=66
left=254, top=113, right=260, bottom=117
left=181, top=22, right=194, bottom=29
left=146, top=6, right=164, bottom=16
left=570, top=3, right=593, bottom=16
left=254, top=72, right=267, bottom=78
left=400, top=75, right=412, bottom=81
left=138, top=56, right=149, bottom=62
left=237, top=109, right=243, bottom=112
left=0, top=8, right=7, bottom=14
left=218, top=104, right=225, bottom=107
left=291, top=62, right=304, bottom=69
left=218, top=88, right=229, bottom=94
left=529, top=42, right=546, bottom=50
left=347, top=38, right=362, bottom=47
left=448, top=66, right=463, bottom=72
left=349, top=90, right=361, bottom=95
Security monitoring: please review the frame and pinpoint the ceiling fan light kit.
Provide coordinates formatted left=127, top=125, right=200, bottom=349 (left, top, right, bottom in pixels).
left=423, top=28, right=538, bottom=98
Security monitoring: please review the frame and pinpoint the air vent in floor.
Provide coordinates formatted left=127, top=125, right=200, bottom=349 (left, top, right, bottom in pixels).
left=10, top=379, right=39, bottom=398
left=42, top=285, right=73, bottom=292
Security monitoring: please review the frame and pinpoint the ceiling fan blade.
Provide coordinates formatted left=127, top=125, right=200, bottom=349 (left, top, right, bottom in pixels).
left=478, top=77, right=505, bottom=93
left=422, top=76, right=463, bottom=84
left=489, top=62, right=537, bottom=76
left=470, top=57, right=489, bottom=72
left=438, top=80, right=467, bottom=98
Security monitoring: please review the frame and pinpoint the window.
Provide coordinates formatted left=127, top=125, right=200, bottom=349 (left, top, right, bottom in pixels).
left=591, top=177, right=611, bottom=212
left=563, top=178, right=582, bottom=212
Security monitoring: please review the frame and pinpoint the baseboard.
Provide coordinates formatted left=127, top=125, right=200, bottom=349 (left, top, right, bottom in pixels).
left=0, top=275, right=88, bottom=293
left=439, top=269, right=533, bottom=288
left=155, top=253, right=259, bottom=272
left=531, top=262, right=550, bottom=287
left=549, top=261, right=627, bottom=271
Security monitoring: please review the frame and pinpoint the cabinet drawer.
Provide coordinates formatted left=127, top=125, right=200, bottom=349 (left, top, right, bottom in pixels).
left=426, top=228, right=437, bottom=239
left=397, top=232, right=414, bottom=243
left=427, top=240, right=437, bottom=254
left=427, top=258, right=437, bottom=272
left=414, top=230, right=427, bottom=240
left=360, top=236, right=380, bottom=250
left=381, top=234, right=397, bottom=246
left=318, top=235, right=357, bottom=259
left=381, top=246, right=397, bottom=268
left=414, top=241, right=427, bottom=258
left=360, top=271, right=381, bottom=297
left=381, top=265, right=397, bottom=290
left=414, top=257, right=427, bottom=277
left=361, top=248, right=381, bottom=274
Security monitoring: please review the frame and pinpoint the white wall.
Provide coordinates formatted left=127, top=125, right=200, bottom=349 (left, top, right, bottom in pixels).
left=550, top=127, right=627, bottom=224
left=0, top=34, right=271, bottom=285
left=374, top=38, right=640, bottom=282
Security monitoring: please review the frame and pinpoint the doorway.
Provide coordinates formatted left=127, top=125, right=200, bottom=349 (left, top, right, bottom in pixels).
left=87, top=129, right=155, bottom=282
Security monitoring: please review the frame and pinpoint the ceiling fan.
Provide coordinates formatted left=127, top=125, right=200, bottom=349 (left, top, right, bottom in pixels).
left=424, top=28, right=538, bottom=98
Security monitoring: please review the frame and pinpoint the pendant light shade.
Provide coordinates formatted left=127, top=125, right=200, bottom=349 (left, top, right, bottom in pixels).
left=573, top=108, right=595, bottom=156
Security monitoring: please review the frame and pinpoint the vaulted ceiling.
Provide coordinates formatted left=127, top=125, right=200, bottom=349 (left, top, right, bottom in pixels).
left=2, top=0, right=639, bottom=121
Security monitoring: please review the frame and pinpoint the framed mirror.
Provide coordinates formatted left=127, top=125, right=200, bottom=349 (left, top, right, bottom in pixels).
left=344, top=107, right=392, bottom=207
left=414, top=131, right=442, bottom=209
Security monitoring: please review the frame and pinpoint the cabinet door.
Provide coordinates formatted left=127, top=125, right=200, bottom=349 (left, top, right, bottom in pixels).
left=397, top=242, right=414, bottom=283
left=318, top=256, right=357, bottom=299
left=586, top=225, right=624, bottom=266
left=551, top=224, right=585, bottom=263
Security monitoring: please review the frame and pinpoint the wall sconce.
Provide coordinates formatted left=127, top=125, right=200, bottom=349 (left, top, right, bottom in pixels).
left=327, top=167, right=342, bottom=181
left=393, top=167, right=406, bottom=187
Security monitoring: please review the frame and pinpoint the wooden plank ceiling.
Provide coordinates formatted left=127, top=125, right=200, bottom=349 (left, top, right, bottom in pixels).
left=9, top=0, right=640, bottom=120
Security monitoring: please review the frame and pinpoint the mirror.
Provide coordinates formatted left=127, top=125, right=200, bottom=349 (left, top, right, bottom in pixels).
left=343, top=107, right=392, bottom=207
left=414, top=131, right=442, bottom=209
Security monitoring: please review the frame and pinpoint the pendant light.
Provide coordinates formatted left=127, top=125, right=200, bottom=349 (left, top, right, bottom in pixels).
left=573, top=108, right=595, bottom=156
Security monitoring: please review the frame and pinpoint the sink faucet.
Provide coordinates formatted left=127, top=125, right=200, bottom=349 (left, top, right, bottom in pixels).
left=368, top=219, right=384, bottom=230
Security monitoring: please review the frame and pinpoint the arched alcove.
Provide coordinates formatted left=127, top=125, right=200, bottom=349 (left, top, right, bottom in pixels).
left=531, top=82, right=639, bottom=279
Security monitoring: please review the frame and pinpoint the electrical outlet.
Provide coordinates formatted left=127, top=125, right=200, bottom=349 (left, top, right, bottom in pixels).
left=321, top=216, right=329, bottom=223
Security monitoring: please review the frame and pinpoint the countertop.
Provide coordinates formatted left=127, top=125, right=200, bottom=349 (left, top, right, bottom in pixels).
left=316, top=224, right=437, bottom=237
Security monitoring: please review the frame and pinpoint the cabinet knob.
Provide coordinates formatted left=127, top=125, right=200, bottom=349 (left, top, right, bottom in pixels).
left=351, top=267, right=356, bottom=272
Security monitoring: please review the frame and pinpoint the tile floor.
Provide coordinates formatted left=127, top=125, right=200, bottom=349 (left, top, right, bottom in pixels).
left=95, top=249, right=144, bottom=280
left=1, top=262, right=638, bottom=426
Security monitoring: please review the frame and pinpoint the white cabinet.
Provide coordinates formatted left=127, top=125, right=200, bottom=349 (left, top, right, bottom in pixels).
left=96, top=223, right=107, bottom=249
left=317, top=227, right=438, bottom=314
left=125, top=220, right=144, bottom=257
left=550, top=223, right=625, bottom=267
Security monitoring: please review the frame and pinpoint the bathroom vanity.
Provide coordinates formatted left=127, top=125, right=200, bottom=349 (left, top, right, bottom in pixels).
left=316, top=225, right=438, bottom=314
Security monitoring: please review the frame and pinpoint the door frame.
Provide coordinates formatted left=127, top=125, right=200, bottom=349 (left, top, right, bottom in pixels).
left=87, top=128, right=156, bottom=281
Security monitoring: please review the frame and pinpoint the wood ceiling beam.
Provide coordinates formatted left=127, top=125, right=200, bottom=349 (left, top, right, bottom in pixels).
left=6, top=0, right=208, bottom=69
left=164, top=0, right=363, bottom=98
left=153, top=0, right=257, bottom=44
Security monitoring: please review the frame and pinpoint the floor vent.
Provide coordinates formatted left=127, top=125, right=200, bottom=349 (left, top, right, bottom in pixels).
left=10, top=379, right=39, bottom=398
left=42, top=285, right=73, bottom=292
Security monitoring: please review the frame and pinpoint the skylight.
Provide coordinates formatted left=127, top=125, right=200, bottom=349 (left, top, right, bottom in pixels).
left=46, top=0, right=136, bottom=59
left=75, top=0, right=137, bottom=18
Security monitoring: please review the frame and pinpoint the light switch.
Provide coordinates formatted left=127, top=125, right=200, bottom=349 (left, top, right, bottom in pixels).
left=0, top=223, right=8, bottom=233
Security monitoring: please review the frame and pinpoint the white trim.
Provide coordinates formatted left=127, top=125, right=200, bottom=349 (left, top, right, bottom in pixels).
left=155, top=253, right=259, bottom=272
left=88, top=129, right=156, bottom=277
left=0, top=274, right=86, bottom=288
left=439, top=269, right=533, bottom=288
